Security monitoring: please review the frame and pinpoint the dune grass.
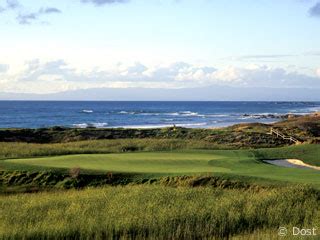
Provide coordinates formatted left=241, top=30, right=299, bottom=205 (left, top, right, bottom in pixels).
left=0, top=185, right=319, bottom=240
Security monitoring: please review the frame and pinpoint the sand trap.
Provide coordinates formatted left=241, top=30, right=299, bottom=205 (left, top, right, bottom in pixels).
left=263, top=159, right=320, bottom=171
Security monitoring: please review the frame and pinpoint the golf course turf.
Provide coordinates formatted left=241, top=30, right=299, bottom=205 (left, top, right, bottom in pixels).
left=2, top=147, right=320, bottom=187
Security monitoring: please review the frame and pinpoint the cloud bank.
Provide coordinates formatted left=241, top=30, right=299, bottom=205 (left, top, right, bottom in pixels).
left=1, top=59, right=319, bottom=94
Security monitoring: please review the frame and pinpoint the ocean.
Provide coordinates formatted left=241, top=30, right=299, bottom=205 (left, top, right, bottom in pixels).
left=0, top=101, right=319, bottom=129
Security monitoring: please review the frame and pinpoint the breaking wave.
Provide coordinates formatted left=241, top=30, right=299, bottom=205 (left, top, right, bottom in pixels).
left=81, top=109, right=93, bottom=113
left=72, top=122, right=108, bottom=128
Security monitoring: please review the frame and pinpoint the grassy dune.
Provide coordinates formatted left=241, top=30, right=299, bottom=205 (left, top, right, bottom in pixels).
left=1, top=185, right=319, bottom=239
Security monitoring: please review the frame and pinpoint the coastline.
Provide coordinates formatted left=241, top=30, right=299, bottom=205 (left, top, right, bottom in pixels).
left=0, top=101, right=319, bottom=129
left=0, top=113, right=319, bottom=147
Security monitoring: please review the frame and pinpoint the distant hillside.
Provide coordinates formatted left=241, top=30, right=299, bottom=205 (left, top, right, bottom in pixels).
left=1, top=86, right=320, bottom=101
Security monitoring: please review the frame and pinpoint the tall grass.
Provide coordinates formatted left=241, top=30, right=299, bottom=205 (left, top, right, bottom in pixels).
left=0, top=185, right=319, bottom=239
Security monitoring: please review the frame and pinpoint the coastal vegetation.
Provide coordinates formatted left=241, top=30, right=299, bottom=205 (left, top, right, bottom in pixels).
left=1, top=185, right=319, bottom=239
left=0, top=114, right=319, bottom=239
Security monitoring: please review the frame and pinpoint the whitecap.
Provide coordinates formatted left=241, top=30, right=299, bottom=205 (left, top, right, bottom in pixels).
left=72, top=123, right=89, bottom=128
left=109, top=122, right=208, bottom=129
left=118, top=111, right=136, bottom=114
left=72, top=122, right=108, bottom=128
left=93, top=122, right=109, bottom=128
left=167, top=112, right=180, bottom=116
left=177, top=122, right=207, bottom=127
left=81, top=109, right=93, bottom=113
left=205, top=114, right=230, bottom=117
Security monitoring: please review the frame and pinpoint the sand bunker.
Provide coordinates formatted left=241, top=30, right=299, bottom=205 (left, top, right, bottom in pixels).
left=263, top=159, right=320, bottom=171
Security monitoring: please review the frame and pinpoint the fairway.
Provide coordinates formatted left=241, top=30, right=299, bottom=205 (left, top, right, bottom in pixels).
left=3, top=149, right=320, bottom=187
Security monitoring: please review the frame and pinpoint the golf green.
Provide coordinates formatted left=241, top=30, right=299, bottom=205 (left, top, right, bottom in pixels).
left=3, top=150, right=320, bottom=187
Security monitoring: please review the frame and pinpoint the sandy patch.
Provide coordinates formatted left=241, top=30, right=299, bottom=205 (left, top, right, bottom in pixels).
left=263, top=159, right=320, bottom=171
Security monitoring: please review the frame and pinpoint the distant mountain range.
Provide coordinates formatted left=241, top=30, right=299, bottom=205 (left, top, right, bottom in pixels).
left=1, top=86, right=320, bottom=101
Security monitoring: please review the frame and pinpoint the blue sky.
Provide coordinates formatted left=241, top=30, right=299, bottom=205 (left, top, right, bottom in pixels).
left=0, top=0, right=320, bottom=94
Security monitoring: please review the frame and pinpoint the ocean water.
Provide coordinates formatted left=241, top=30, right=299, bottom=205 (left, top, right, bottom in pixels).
left=0, top=101, right=319, bottom=129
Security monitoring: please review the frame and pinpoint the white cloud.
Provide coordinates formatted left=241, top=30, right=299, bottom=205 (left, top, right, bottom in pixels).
left=211, top=67, right=241, bottom=83
left=1, top=59, right=320, bottom=94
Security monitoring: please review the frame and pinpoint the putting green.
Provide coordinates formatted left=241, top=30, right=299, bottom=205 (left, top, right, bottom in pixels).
left=2, top=150, right=320, bottom=186
left=3, top=151, right=233, bottom=173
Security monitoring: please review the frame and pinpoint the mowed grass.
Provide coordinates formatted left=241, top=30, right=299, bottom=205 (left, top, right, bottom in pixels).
left=0, top=185, right=319, bottom=239
left=2, top=151, right=230, bottom=174
left=0, top=139, right=229, bottom=160
left=2, top=148, right=320, bottom=187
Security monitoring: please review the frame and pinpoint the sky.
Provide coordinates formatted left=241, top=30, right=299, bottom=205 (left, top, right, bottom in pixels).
left=0, top=0, right=320, bottom=96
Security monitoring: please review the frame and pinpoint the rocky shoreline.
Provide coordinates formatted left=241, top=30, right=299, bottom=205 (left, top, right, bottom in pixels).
left=241, top=113, right=302, bottom=120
